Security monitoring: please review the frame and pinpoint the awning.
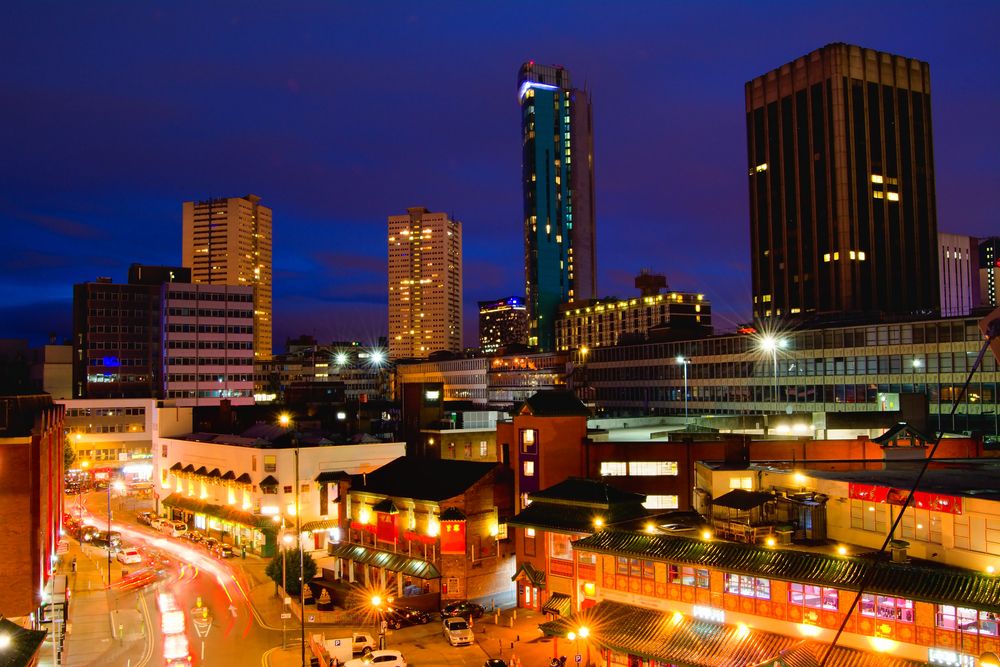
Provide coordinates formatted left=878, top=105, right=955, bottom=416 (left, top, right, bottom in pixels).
left=302, top=519, right=340, bottom=532
left=194, top=466, right=208, bottom=477
left=160, top=493, right=276, bottom=532
left=0, top=617, right=47, bottom=667
left=259, top=475, right=279, bottom=487
left=541, top=592, right=571, bottom=616
left=538, top=600, right=925, bottom=667
left=327, top=542, right=440, bottom=579
left=222, top=470, right=236, bottom=481
left=208, top=468, right=221, bottom=478
left=512, top=561, right=545, bottom=587
left=182, top=464, right=195, bottom=474
left=235, top=473, right=253, bottom=484
left=169, top=462, right=183, bottom=471
left=713, top=489, right=774, bottom=511
left=315, top=470, right=349, bottom=483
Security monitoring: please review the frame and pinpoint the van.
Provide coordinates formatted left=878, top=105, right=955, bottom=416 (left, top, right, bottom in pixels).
left=161, top=520, right=187, bottom=538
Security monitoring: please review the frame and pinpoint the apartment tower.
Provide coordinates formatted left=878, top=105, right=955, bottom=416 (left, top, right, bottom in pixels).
left=182, top=194, right=272, bottom=359
left=388, top=207, right=463, bottom=360
left=479, top=297, right=529, bottom=354
left=747, top=43, right=939, bottom=323
left=518, top=62, right=596, bottom=351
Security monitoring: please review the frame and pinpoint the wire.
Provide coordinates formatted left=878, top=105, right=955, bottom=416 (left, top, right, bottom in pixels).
left=819, top=327, right=999, bottom=666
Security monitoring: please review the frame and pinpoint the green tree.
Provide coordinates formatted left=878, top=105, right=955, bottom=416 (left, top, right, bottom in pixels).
left=64, top=436, right=76, bottom=470
left=265, top=548, right=317, bottom=597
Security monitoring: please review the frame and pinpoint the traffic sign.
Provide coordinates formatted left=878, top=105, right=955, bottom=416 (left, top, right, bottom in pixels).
left=281, top=613, right=292, bottom=619
left=575, top=655, right=582, bottom=663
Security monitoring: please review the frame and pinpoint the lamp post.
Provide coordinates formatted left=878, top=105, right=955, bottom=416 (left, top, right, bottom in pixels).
left=281, top=528, right=293, bottom=649
left=759, top=335, right=786, bottom=411
left=675, top=356, right=689, bottom=424
left=295, top=444, right=305, bottom=667
left=371, top=595, right=385, bottom=650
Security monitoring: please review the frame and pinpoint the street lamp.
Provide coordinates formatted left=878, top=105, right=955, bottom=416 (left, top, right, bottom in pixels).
left=371, top=594, right=386, bottom=650
left=281, top=530, right=293, bottom=649
left=676, top=356, right=689, bottom=424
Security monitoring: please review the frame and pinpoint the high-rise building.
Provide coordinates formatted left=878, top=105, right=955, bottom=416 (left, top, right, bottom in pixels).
left=747, top=43, right=939, bottom=323
left=478, top=297, right=528, bottom=353
left=938, top=232, right=979, bottom=317
left=387, top=207, right=462, bottom=360
left=979, top=237, right=1000, bottom=308
left=182, top=194, right=272, bottom=359
left=518, top=62, right=596, bottom=351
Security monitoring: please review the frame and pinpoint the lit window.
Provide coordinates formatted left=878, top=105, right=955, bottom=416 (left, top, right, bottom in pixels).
left=873, top=191, right=884, bottom=199
left=871, top=174, right=884, bottom=184
left=523, top=460, right=535, bottom=477
left=730, top=476, right=753, bottom=490
left=600, top=462, right=626, bottom=476
left=525, top=528, right=535, bottom=537
left=628, top=461, right=679, bottom=476
left=887, top=192, right=900, bottom=202
left=789, top=584, right=839, bottom=610
left=858, top=251, right=866, bottom=261
left=643, top=495, right=679, bottom=510
left=755, top=163, right=768, bottom=173
left=724, top=574, right=770, bottom=599
left=823, top=253, right=831, bottom=262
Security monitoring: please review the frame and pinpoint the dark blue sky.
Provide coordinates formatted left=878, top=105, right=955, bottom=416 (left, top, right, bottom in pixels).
left=3, top=2, right=998, bottom=349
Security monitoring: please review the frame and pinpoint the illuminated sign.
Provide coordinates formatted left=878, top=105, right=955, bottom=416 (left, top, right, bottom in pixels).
left=850, top=483, right=963, bottom=515
left=927, top=648, right=975, bottom=667
left=425, top=390, right=440, bottom=401
left=693, top=606, right=725, bottom=623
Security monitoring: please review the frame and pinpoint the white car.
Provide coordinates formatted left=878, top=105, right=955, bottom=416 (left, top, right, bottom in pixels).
left=116, top=547, right=143, bottom=565
left=344, top=650, right=406, bottom=667
left=442, top=617, right=475, bottom=646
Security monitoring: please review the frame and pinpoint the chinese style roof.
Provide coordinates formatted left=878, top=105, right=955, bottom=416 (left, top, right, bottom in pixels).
left=159, top=493, right=276, bottom=531
left=327, top=542, right=440, bottom=579
left=439, top=506, right=466, bottom=521
left=530, top=476, right=646, bottom=508
left=182, top=464, right=195, bottom=473
left=301, top=519, right=339, bottom=532
left=169, top=462, right=183, bottom=471
left=509, top=478, right=650, bottom=534
left=872, top=421, right=937, bottom=446
left=540, top=592, right=571, bottom=616
left=372, top=498, right=398, bottom=513
left=350, top=457, right=498, bottom=502
left=574, top=529, right=1000, bottom=613
left=538, top=600, right=923, bottom=667
left=0, top=616, right=47, bottom=667
left=511, top=561, right=545, bottom=587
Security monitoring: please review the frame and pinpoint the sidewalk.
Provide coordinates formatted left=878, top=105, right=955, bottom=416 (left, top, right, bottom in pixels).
left=38, top=537, right=147, bottom=667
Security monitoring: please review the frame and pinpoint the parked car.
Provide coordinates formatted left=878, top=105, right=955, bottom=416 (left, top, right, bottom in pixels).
left=184, top=530, right=204, bottom=544
left=442, top=617, right=475, bottom=646
left=211, top=543, right=234, bottom=559
left=384, top=606, right=431, bottom=629
left=149, top=516, right=165, bottom=530
left=344, top=650, right=406, bottom=667
left=136, top=511, right=154, bottom=526
left=117, top=547, right=143, bottom=565
left=78, top=525, right=101, bottom=543
left=202, top=537, right=219, bottom=552
left=441, top=600, right=485, bottom=619
left=160, top=520, right=187, bottom=537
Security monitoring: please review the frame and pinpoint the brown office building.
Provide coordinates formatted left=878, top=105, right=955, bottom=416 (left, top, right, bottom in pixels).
left=747, top=43, right=939, bottom=323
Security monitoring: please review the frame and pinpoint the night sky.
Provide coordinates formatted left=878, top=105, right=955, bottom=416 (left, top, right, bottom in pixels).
left=3, top=2, right=998, bottom=350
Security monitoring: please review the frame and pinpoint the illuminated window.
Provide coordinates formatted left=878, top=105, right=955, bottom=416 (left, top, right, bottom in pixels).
left=755, top=163, right=768, bottom=173
left=643, top=495, right=679, bottom=510
left=935, top=606, right=997, bottom=635
left=849, top=251, right=856, bottom=260
left=730, top=476, right=753, bottom=490
left=873, top=191, right=884, bottom=199
left=724, top=574, right=770, bottom=599
left=670, top=565, right=710, bottom=588
left=871, top=174, right=884, bottom=184
left=600, top=461, right=627, bottom=476
left=520, top=429, right=536, bottom=453
left=887, top=192, right=900, bottom=202
left=824, top=253, right=831, bottom=262
left=859, top=251, right=866, bottom=261
left=525, top=528, right=535, bottom=537
left=523, top=460, right=535, bottom=477
left=789, top=584, right=839, bottom=610
left=628, top=461, right=679, bottom=476
left=861, top=595, right=914, bottom=623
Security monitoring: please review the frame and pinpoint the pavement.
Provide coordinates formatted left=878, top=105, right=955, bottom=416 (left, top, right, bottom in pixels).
left=48, top=527, right=565, bottom=667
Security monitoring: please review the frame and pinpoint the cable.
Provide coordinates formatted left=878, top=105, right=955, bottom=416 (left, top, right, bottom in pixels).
left=819, top=323, right=1000, bottom=666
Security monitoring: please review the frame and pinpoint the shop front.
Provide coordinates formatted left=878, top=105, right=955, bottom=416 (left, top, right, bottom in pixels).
left=161, top=493, right=277, bottom=556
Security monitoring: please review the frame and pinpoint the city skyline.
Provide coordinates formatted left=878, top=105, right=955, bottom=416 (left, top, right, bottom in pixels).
left=3, top=2, right=999, bottom=349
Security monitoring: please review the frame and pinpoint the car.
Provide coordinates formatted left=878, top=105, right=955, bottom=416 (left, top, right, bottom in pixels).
left=202, top=537, right=219, bottom=551
left=383, top=606, right=431, bottom=629
left=149, top=516, right=165, bottom=530
left=442, top=617, right=475, bottom=646
left=211, top=543, right=234, bottom=559
left=160, top=520, right=187, bottom=537
left=136, top=511, right=154, bottom=526
left=184, top=530, right=204, bottom=543
left=117, top=547, right=143, bottom=565
left=78, top=525, right=101, bottom=542
left=441, top=600, right=485, bottom=619
left=343, top=650, right=406, bottom=667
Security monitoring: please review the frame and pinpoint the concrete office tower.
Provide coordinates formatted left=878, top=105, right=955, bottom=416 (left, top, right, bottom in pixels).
left=979, top=237, right=1000, bottom=308
left=518, top=62, right=596, bottom=351
left=747, top=44, right=939, bottom=323
left=182, top=194, right=272, bottom=359
left=479, top=297, right=529, bottom=354
left=388, top=207, right=463, bottom=360
left=938, top=233, right=979, bottom=317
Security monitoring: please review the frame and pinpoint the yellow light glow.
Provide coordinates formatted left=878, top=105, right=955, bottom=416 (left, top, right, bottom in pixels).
left=594, top=518, right=604, bottom=529
left=988, top=565, right=996, bottom=575
left=869, top=636, right=897, bottom=652
left=793, top=472, right=807, bottom=485
left=797, top=623, right=822, bottom=637
left=579, top=627, right=589, bottom=638
left=645, top=523, right=656, bottom=534
left=567, top=632, right=576, bottom=641
left=837, top=545, right=848, bottom=556
left=428, top=519, right=440, bottom=537
left=371, top=595, right=382, bottom=608
left=81, top=460, right=90, bottom=469
left=736, top=623, right=750, bottom=639
left=75, top=433, right=82, bottom=441
left=489, top=524, right=499, bottom=537
left=701, top=530, right=713, bottom=541
left=671, top=611, right=683, bottom=625
left=766, top=537, right=776, bottom=548
left=278, top=413, right=291, bottom=427
left=358, top=508, right=370, bottom=524
left=287, top=503, right=297, bottom=516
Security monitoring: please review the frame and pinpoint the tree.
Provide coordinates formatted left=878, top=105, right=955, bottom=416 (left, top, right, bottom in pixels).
left=64, top=436, right=76, bottom=470
left=265, top=548, right=317, bottom=597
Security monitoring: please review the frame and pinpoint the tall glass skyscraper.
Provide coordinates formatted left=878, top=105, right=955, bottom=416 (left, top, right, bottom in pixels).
left=518, top=62, right=596, bottom=351
left=747, top=43, right=939, bottom=324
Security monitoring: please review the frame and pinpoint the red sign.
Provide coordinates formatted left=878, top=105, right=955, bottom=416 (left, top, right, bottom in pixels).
left=376, top=512, right=398, bottom=543
left=849, top=483, right=963, bottom=515
left=440, top=520, right=466, bottom=554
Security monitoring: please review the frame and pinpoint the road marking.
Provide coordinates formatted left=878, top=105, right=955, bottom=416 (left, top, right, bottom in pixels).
left=135, top=591, right=155, bottom=667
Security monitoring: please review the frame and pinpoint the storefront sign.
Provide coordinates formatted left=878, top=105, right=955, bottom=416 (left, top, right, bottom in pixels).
left=849, top=484, right=963, bottom=515
left=376, top=512, right=398, bottom=543
left=693, top=606, right=725, bottom=623
left=440, top=520, right=466, bottom=554
left=927, top=648, right=975, bottom=666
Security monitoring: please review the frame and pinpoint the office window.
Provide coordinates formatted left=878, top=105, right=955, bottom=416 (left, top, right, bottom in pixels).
left=629, top=461, right=679, bottom=476
left=479, top=441, right=488, bottom=458
left=263, top=455, right=277, bottom=472
left=730, top=476, right=753, bottom=490
left=643, top=495, right=679, bottom=510
left=600, top=462, right=627, bottom=476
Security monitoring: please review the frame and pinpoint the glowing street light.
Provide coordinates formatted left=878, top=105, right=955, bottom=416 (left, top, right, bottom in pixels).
left=758, top=335, right=787, bottom=409
left=278, top=413, right=291, bottom=427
